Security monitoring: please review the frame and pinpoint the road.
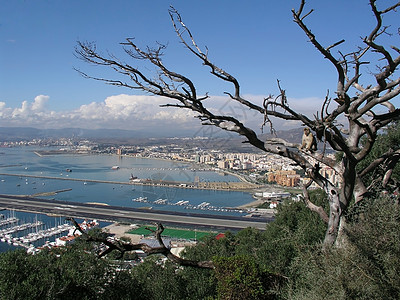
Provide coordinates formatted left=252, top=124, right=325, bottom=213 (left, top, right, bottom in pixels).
left=0, top=194, right=270, bottom=231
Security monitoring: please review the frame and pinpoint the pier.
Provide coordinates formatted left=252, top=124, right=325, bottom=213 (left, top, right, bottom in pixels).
left=0, top=217, right=19, bottom=227
left=18, top=223, right=72, bottom=244
left=32, top=188, right=73, bottom=197
left=0, top=220, right=72, bottom=250
left=0, top=220, right=43, bottom=236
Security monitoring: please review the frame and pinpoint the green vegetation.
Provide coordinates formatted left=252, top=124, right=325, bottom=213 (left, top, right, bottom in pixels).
left=357, top=121, right=400, bottom=193
left=256, top=201, right=270, bottom=209
left=0, top=242, right=140, bottom=299
left=286, top=196, right=400, bottom=300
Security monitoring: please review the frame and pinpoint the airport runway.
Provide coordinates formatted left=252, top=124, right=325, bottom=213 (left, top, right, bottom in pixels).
left=0, top=194, right=269, bottom=231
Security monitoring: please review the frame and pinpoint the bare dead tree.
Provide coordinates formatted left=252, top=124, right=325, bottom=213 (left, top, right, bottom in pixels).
left=66, top=217, right=214, bottom=269
left=75, top=0, right=400, bottom=246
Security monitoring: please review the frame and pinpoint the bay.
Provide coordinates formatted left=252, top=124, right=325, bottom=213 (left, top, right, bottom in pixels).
left=0, top=146, right=257, bottom=253
left=0, top=146, right=255, bottom=214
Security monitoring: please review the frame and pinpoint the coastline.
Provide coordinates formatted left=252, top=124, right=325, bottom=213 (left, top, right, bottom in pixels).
left=1, top=148, right=274, bottom=230
left=236, top=198, right=265, bottom=209
left=25, top=149, right=264, bottom=208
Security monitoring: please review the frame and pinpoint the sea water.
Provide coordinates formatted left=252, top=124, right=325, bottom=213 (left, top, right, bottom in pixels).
left=0, top=146, right=256, bottom=252
left=0, top=146, right=254, bottom=210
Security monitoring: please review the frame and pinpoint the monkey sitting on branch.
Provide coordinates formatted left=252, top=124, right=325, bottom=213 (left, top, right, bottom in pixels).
left=300, top=127, right=317, bottom=153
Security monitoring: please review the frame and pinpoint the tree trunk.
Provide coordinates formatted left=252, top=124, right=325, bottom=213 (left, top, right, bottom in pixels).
left=323, top=188, right=342, bottom=247
left=323, top=157, right=356, bottom=246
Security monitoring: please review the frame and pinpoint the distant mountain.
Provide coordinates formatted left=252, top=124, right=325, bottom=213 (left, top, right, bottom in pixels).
left=0, top=126, right=222, bottom=142
left=0, top=127, right=147, bottom=141
left=261, top=127, right=304, bottom=144
left=0, top=126, right=309, bottom=150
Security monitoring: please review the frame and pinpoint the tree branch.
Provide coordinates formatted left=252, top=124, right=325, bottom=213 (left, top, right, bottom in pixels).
left=66, top=218, right=214, bottom=269
left=301, top=180, right=329, bottom=223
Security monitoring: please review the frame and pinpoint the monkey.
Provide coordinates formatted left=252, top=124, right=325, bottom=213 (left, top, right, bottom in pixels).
left=300, top=127, right=317, bottom=152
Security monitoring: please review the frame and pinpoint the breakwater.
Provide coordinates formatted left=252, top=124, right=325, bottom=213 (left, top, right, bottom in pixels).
left=0, top=173, right=257, bottom=192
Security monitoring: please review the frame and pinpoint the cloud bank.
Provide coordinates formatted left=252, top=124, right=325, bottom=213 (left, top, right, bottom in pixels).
left=0, top=94, right=199, bottom=132
left=0, top=93, right=326, bottom=136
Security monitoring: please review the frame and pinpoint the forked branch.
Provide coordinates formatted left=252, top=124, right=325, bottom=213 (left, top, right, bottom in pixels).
left=66, top=217, right=214, bottom=269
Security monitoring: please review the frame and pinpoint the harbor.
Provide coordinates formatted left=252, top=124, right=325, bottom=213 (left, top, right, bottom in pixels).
left=0, top=217, right=72, bottom=251
left=0, top=209, right=100, bottom=254
left=0, top=146, right=267, bottom=222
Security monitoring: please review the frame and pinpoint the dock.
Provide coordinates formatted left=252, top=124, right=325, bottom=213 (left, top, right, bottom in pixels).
left=0, top=219, right=72, bottom=250
left=0, top=217, right=19, bottom=227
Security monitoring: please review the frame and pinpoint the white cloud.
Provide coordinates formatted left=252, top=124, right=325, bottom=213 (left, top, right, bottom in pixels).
left=31, top=95, right=49, bottom=111
left=68, top=94, right=198, bottom=124
left=197, top=95, right=327, bottom=131
left=0, top=93, right=331, bottom=135
left=0, top=94, right=200, bottom=133
left=0, top=102, right=10, bottom=117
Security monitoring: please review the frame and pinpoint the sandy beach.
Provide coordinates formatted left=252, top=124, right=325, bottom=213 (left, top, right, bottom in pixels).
left=236, top=198, right=266, bottom=209
left=103, top=223, right=142, bottom=243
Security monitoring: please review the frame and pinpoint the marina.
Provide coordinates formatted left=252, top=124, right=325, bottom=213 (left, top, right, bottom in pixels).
left=0, top=219, right=72, bottom=250
left=0, top=208, right=100, bottom=253
left=0, top=216, right=19, bottom=227
left=0, top=220, right=44, bottom=236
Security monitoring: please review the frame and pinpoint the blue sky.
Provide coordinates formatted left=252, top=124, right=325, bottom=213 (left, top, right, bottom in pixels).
left=0, top=0, right=399, bottom=136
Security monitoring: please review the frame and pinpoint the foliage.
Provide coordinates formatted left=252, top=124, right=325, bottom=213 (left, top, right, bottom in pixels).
left=130, top=257, right=185, bottom=299
left=182, top=231, right=237, bottom=262
left=285, top=196, right=400, bottom=300
left=213, top=255, right=269, bottom=300
left=257, top=194, right=326, bottom=275
left=181, top=195, right=326, bottom=297
left=130, top=256, right=216, bottom=300
left=0, top=245, right=140, bottom=300
left=181, top=190, right=326, bottom=299
left=184, top=193, right=326, bottom=277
